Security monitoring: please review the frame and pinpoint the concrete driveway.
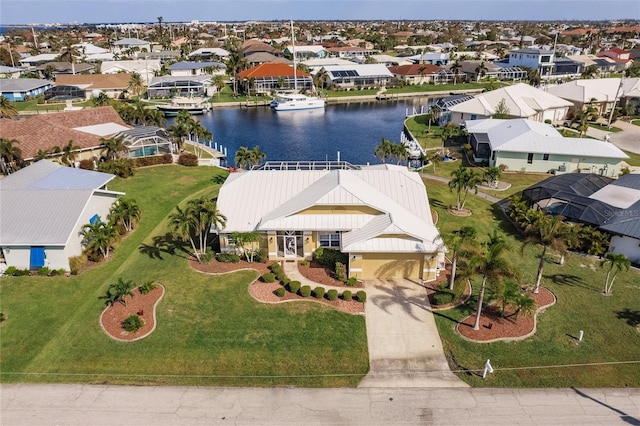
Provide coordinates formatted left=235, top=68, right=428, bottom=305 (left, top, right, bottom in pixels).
left=608, top=119, right=640, bottom=155
left=359, top=279, right=468, bottom=388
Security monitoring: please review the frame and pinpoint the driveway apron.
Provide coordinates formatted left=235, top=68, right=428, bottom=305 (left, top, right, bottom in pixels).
left=359, top=279, right=468, bottom=388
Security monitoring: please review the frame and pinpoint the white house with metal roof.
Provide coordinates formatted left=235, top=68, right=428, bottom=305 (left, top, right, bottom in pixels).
left=448, top=83, right=573, bottom=124
left=215, top=162, right=446, bottom=280
left=320, top=64, right=394, bottom=89
left=0, top=161, right=122, bottom=272
left=465, top=118, right=628, bottom=176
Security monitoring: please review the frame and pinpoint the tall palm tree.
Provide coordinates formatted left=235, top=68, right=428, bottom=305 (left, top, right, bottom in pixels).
left=468, top=231, right=513, bottom=330
left=169, top=204, right=200, bottom=262
left=314, top=68, right=329, bottom=92
left=251, top=145, right=266, bottom=167
left=450, top=60, right=462, bottom=85
left=127, top=72, right=145, bottom=98
left=374, top=138, right=394, bottom=163
left=426, top=104, right=440, bottom=131
left=225, top=50, right=249, bottom=95
left=109, top=198, right=141, bottom=233
left=440, top=122, right=457, bottom=154
left=58, top=40, right=81, bottom=74
left=600, top=253, right=630, bottom=295
left=446, top=226, right=478, bottom=290
left=100, top=135, right=128, bottom=160
left=448, top=165, right=482, bottom=211
left=90, top=92, right=111, bottom=107
left=474, top=61, right=488, bottom=82
left=522, top=214, right=577, bottom=294
left=60, top=140, right=80, bottom=166
left=234, top=146, right=253, bottom=169
left=212, top=74, right=227, bottom=98
left=0, top=95, right=18, bottom=119
left=0, top=137, right=22, bottom=174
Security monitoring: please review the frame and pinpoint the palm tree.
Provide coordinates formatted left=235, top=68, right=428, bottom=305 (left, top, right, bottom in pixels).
left=0, top=137, right=22, bottom=174
left=0, top=95, right=18, bottom=119
left=426, top=104, right=440, bottom=131
left=169, top=204, right=200, bottom=262
left=474, top=61, right=488, bottom=82
left=127, top=72, right=145, bottom=98
left=144, top=108, right=167, bottom=128
left=448, top=165, right=482, bottom=211
left=450, top=60, right=462, bottom=85
left=109, top=198, right=141, bottom=233
left=314, top=68, right=329, bottom=93
left=58, top=40, right=81, bottom=74
left=440, top=122, right=457, bottom=154
left=90, top=92, right=111, bottom=107
left=60, top=140, right=80, bottom=166
left=468, top=231, right=513, bottom=330
left=100, top=135, right=128, bottom=160
left=251, top=145, right=266, bottom=167
left=211, top=74, right=227, bottom=98
left=446, top=226, right=478, bottom=290
left=80, top=220, right=119, bottom=260
left=102, top=277, right=136, bottom=307
left=600, top=253, right=630, bottom=295
left=234, top=146, right=253, bottom=169
left=522, top=214, right=577, bottom=294
left=374, top=138, right=394, bottom=163
left=166, top=121, right=189, bottom=151
left=225, top=50, right=249, bottom=95
left=483, top=166, right=502, bottom=188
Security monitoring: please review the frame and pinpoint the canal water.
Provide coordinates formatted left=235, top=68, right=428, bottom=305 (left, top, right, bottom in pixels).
left=186, top=97, right=438, bottom=165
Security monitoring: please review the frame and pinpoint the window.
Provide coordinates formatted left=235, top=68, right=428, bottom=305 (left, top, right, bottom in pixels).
left=319, top=232, right=340, bottom=248
left=471, top=114, right=477, bottom=120
left=543, top=154, right=550, bottom=161
left=527, top=153, right=534, bottom=164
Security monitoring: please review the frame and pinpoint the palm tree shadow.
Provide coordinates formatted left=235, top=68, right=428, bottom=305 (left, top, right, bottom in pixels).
left=544, top=273, right=599, bottom=292
left=138, top=232, right=191, bottom=259
left=211, top=174, right=228, bottom=185
left=370, top=283, right=430, bottom=321
left=616, top=308, right=640, bottom=327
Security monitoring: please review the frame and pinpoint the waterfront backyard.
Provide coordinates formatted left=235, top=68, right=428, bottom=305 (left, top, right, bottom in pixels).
left=0, top=165, right=638, bottom=388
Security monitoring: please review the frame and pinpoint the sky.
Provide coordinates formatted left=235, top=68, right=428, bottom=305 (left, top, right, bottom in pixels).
left=1, top=0, right=639, bottom=25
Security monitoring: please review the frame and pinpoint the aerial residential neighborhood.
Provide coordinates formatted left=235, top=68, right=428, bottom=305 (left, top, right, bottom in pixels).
left=0, top=9, right=640, bottom=425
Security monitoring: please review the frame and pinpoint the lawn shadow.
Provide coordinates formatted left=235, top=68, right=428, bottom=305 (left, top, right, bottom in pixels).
left=429, top=197, right=447, bottom=210
left=491, top=200, right=521, bottom=236
left=544, top=273, right=600, bottom=292
left=138, top=232, right=191, bottom=260
left=211, top=174, right=228, bottom=185
left=616, top=308, right=640, bottom=327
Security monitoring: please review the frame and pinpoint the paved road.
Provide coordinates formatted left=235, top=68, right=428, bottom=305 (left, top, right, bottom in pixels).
left=2, top=384, right=639, bottom=425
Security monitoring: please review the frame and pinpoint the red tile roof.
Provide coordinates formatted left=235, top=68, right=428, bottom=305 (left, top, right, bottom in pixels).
left=237, top=62, right=310, bottom=79
left=0, top=106, right=130, bottom=159
left=388, top=64, right=444, bottom=76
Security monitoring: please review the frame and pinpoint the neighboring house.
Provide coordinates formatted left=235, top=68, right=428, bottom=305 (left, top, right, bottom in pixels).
left=240, top=39, right=281, bottom=58
left=434, top=94, right=475, bottom=126
left=326, top=46, right=376, bottom=59
left=321, top=64, right=394, bottom=88
left=409, top=52, right=450, bottom=66
left=138, top=50, right=181, bottom=63
left=303, top=57, right=358, bottom=73
left=0, top=78, right=52, bottom=101
left=284, top=45, right=327, bottom=59
left=0, top=65, right=27, bottom=78
left=113, top=38, right=152, bottom=58
left=550, top=57, right=585, bottom=78
left=237, top=62, right=313, bottom=93
left=546, top=77, right=623, bottom=117
left=465, top=118, right=627, bottom=176
left=101, top=59, right=161, bottom=85
left=620, top=77, right=640, bottom=113
left=169, top=61, right=226, bottom=77
left=34, top=61, right=95, bottom=76
left=457, top=60, right=527, bottom=82
left=147, top=75, right=213, bottom=97
left=367, top=55, right=413, bottom=67
left=0, top=160, right=122, bottom=272
left=215, top=162, right=446, bottom=281
left=599, top=48, right=633, bottom=71
left=571, top=54, right=618, bottom=74
left=188, top=47, right=230, bottom=60
left=599, top=175, right=640, bottom=265
left=0, top=106, right=131, bottom=162
left=244, top=52, right=292, bottom=67
left=18, top=53, right=60, bottom=67
left=388, top=63, right=444, bottom=85
left=500, top=48, right=555, bottom=76
left=54, top=74, right=132, bottom=99
left=448, top=83, right=572, bottom=124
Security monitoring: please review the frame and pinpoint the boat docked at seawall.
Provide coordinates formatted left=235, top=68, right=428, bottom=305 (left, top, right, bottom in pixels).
left=157, top=96, right=211, bottom=117
left=270, top=92, right=326, bottom=111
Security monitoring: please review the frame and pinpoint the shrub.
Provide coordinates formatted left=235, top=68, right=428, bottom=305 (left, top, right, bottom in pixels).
left=356, top=291, right=367, bottom=303
left=463, top=143, right=473, bottom=151
left=275, top=271, right=286, bottom=281
left=313, top=247, right=348, bottom=268
left=216, top=253, right=240, bottom=263
left=288, top=280, right=301, bottom=294
left=68, top=254, right=88, bottom=275
left=98, top=159, right=135, bottom=178
left=269, top=263, right=282, bottom=273
left=178, top=153, right=198, bottom=166
left=78, top=159, right=95, bottom=170
left=335, top=262, right=347, bottom=282
left=300, top=260, right=309, bottom=267
left=280, top=277, right=291, bottom=287
left=432, top=289, right=455, bottom=306
left=50, top=268, right=66, bottom=276
left=261, top=272, right=275, bottom=283
left=132, top=154, right=173, bottom=168
left=138, top=281, right=157, bottom=295
left=313, top=287, right=325, bottom=299
left=327, top=289, right=339, bottom=301
left=38, top=266, right=51, bottom=276
left=346, top=277, right=358, bottom=287
left=274, top=287, right=286, bottom=297
left=199, top=250, right=216, bottom=263
left=122, top=314, right=143, bottom=332
left=254, top=248, right=267, bottom=263
left=342, top=290, right=352, bottom=301
left=299, top=285, right=311, bottom=297
left=4, top=266, right=30, bottom=276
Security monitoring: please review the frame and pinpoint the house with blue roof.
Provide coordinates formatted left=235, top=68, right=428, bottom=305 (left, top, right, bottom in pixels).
left=0, top=161, right=123, bottom=272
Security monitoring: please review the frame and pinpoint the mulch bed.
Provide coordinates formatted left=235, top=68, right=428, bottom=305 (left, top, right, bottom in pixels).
left=297, top=260, right=363, bottom=288
left=456, top=287, right=556, bottom=343
left=100, top=285, right=165, bottom=342
left=189, top=258, right=275, bottom=276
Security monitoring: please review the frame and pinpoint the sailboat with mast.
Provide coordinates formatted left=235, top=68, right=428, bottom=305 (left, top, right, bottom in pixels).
left=270, top=21, right=325, bottom=111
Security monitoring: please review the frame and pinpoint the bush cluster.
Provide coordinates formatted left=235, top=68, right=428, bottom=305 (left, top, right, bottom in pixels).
left=98, top=159, right=135, bottom=178
left=299, top=285, right=311, bottom=297
left=3, top=266, right=30, bottom=276
left=327, top=289, right=339, bottom=301
left=356, top=291, right=367, bottom=303
left=261, top=272, right=275, bottom=283
left=254, top=248, right=267, bottom=263
left=69, top=254, right=88, bottom=275
left=346, top=277, right=358, bottom=287
left=342, top=290, right=352, bottom=301
left=199, top=251, right=216, bottom=263
left=288, top=280, right=301, bottom=294
left=177, top=153, right=198, bottom=166
left=138, top=281, right=157, bottom=295
left=313, top=247, right=348, bottom=268
left=132, top=153, right=173, bottom=168
left=216, top=253, right=240, bottom=263
left=313, top=287, right=325, bottom=299
left=122, top=314, right=143, bottom=332
left=335, top=262, right=347, bottom=282
left=78, top=159, right=95, bottom=170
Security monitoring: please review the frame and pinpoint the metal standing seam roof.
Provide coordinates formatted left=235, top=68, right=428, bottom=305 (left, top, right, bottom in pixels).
left=600, top=200, right=640, bottom=239
left=169, top=61, right=226, bottom=70
left=217, top=165, right=444, bottom=254
left=0, top=78, right=52, bottom=92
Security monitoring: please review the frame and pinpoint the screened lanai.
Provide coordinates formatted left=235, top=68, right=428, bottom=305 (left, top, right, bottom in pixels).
left=522, top=173, right=616, bottom=226
left=147, top=76, right=211, bottom=98
left=114, top=126, right=174, bottom=158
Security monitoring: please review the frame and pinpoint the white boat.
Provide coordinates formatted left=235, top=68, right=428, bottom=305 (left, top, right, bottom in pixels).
left=157, top=96, right=211, bottom=117
left=271, top=21, right=325, bottom=112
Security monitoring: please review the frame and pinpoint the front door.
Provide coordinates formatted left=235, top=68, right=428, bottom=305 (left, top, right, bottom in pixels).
left=284, top=235, right=297, bottom=258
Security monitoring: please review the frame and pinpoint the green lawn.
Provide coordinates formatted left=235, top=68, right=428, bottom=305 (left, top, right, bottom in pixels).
left=588, top=123, right=623, bottom=132
left=425, top=180, right=640, bottom=387
left=0, top=165, right=368, bottom=387
left=623, top=150, right=640, bottom=167
left=632, top=119, right=640, bottom=127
